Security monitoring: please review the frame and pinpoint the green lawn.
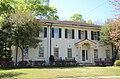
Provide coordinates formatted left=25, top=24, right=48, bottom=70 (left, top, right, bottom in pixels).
left=0, top=66, right=120, bottom=79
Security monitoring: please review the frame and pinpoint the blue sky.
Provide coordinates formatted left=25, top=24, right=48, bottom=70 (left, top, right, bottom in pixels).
left=50, top=0, right=116, bottom=23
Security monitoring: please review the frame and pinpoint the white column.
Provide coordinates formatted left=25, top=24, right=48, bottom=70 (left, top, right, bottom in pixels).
left=80, top=45, right=82, bottom=63
left=90, top=46, right=94, bottom=64
left=47, top=25, right=50, bottom=63
left=78, top=46, right=81, bottom=63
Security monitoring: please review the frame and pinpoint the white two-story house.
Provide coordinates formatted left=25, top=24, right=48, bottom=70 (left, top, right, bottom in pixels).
left=12, top=19, right=112, bottom=65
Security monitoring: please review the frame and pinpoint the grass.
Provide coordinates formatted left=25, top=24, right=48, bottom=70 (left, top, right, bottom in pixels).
left=0, top=66, right=120, bottom=79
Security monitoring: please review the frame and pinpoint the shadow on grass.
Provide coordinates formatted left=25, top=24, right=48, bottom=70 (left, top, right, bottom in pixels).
left=0, top=65, right=85, bottom=70
left=0, top=72, right=24, bottom=78
left=0, top=65, right=110, bottom=70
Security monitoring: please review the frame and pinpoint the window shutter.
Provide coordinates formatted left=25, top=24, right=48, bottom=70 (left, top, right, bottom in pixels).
left=97, top=31, right=100, bottom=40
left=91, top=31, right=94, bottom=40
left=59, top=28, right=62, bottom=38
left=78, top=30, right=81, bottom=39
left=52, top=28, right=54, bottom=38
left=65, top=29, right=67, bottom=38
left=72, top=29, right=74, bottom=39
left=85, top=30, right=87, bottom=39
left=44, top=27, right=47, bottom=37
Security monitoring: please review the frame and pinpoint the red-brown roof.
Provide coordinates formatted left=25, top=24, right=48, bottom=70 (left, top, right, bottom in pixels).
left=38, top=19, right=100, bottom=27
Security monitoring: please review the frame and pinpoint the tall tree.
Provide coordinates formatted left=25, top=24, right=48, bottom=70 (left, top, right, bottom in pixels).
left=0, top=0, right=59, bottom=20
left=87, top=19, right=93, bottom=24
left=70, top=14, right=84, bottom=22
left=0, top=0, right=59, bottom=65
left=9, top=10, right=41, bottom=62
left=107, top=18, right=120, bottom=48
left=101, top=18, right=120, bottom=60
left=0, top=15, right=13, bottom=67
left=8, top=11, right=40, bottom=61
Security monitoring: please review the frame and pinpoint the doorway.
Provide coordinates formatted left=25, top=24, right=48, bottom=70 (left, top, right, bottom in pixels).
left=82, top=50, right=88, bottom=62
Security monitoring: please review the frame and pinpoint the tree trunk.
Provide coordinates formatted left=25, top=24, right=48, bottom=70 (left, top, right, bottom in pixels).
left=15, top=46, right=18, bottom=66
left=19, top=47, right=24, bottom=61
left=114, top=46, right=119, bottom=60
left=112, top=43, right=114, bottom=58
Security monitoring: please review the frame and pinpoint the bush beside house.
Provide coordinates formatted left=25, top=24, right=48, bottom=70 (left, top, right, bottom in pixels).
left=114, top=60, right=120, bottom=66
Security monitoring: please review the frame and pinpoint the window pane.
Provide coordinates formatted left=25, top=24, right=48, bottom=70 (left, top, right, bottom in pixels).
left=86, top=50, right=88, bottom=60
left=82, top=50, right=85, bottom=61
left=54, top=28, right=59, bottom=38
left=81, top=30, right=85, bottom=39
left=94, top=49, right=98, bottom=60
left=92, top=31, right=99, bottom=40
left=54, top=48, right=59, bottom=58
left=68, top=48, right=72, bottom=58
left=39, top=27, right=44, bottom=38
left=23, top=48, right=29, bottom=57
left=106, top=50, right=110, bottom=59
left=68, top=29, right=72, bottom=39
left=39, top=47, right=44, bottom=57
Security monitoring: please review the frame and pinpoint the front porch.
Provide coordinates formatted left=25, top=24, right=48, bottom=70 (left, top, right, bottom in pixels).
left=75, top=39, right=97, bottom=65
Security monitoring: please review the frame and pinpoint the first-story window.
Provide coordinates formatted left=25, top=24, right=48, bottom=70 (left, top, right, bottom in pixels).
left=54, top=48, right=59, bottom=58
left=67, top=48, right=72, bottom=58
left=39, top=47, right=44, bottom=57
left=23, top=48, right=29, bottom=58
left=94, top=49, right=98, bottom=61
left=106, top=50, right=110, bottom=59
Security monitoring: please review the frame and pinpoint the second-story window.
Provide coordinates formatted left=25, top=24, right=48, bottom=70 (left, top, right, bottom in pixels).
left=81, top=30, right=87, bottom=39
left=39, top=27, right=47, bottom=38
left=65, top=29, right=74, bottom=39
left=91, top=31, right=100, bottom=40
left=52, top=28, right=61, bottom=38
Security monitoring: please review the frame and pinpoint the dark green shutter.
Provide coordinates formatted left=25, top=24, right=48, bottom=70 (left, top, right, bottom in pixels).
left=85, top=30, right=87, bottom=39
left=78, top=30, right=81, bottom=39
left=97, top=31, right=100, bottom=40
left=59, top=28, right=61, bottom=38
left=91, top=31, right=94, bottom=40
left=44, top=27, right=47, bottom=37
left=65, top=29, right=67, bottom=38
left=52, top=28, right=54, bottom=38
left=72, top=29, right=74, bottom=39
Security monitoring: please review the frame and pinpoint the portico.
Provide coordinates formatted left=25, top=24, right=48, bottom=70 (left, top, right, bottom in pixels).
left=75, top=39, right=96, bottom=64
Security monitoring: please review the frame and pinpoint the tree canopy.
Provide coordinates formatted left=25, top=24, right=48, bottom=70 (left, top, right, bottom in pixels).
left=0, top=0, right=59, bottom=20
left=107, top=18, right=120, bottom=48
left=100, top=25, right=111, bottom=45
left=69, top=14, right=84, bottom=22
left=87, top=20, right=93, bottom=24
left=0, top=0, right=59, bottom=66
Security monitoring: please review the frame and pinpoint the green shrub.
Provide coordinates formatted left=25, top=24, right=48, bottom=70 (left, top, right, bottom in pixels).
left=114, top=60, right=120, bottom=66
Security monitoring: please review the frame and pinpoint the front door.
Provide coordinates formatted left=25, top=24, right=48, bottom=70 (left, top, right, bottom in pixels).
left=82, top=50, right=88, bottom=62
